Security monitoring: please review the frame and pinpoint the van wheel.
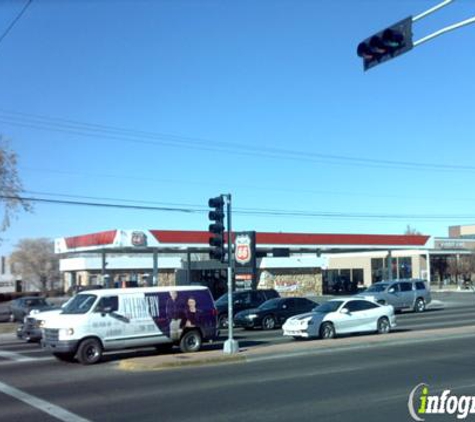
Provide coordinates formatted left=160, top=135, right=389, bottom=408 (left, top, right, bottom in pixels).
left=53, top=352, right=76, bottom=363
left=414, top=298, right=426, bottom=313
left=77, top=338, right=103, bottom=365
left=377, top=317, right=390, bottom=334
left=179, top=330, right=202, bottom=353
left=320, top=322, right=335, bottom=339
left=262, top=315, right=276, bottom=330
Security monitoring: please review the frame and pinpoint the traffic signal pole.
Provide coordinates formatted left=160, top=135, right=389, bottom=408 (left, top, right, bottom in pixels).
left=223, top=194, right=239, bottom=354
left=208, top=193, right=239, bottom=354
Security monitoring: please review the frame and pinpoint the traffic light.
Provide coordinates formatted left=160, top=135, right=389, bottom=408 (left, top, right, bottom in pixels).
left=357, top=17, right=413, bottom=71
left=208, top=196, right=226, bottom=262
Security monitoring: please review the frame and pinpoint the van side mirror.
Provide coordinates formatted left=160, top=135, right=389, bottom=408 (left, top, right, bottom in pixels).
left=99, top=306, right=113, bottom=315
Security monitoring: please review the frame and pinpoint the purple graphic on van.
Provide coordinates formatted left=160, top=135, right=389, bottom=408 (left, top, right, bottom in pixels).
left=145, top=290, right=217, bottom=341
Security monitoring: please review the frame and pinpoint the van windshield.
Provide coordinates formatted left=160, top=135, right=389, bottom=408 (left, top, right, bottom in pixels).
left=61, top=294, right=97, bottom=314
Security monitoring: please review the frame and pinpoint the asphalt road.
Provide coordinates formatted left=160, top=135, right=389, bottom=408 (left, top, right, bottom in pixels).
left=0, top=292, right=473, bottom=422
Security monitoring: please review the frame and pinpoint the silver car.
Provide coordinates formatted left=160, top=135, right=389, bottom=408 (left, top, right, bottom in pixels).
left=358, top=279, right=431, bottom=312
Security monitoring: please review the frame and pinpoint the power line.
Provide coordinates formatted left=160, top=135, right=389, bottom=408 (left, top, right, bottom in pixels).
left=5, top=194, right=475, bottom=222
left=0, top=0, right=33, bottom=47
left=22, top=167, right=475, bottom=205
left=0, top=195, right=199, bottom=214
left=2, top=108, right=475, bottom=173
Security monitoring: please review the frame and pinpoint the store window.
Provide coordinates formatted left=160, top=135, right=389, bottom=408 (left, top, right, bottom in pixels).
left=398, top=257, right=412, bottom=279
left=371, top=258, right=384, bottom=283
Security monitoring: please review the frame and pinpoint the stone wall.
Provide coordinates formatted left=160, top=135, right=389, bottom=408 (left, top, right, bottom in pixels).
left=257, top=268, right=322, bottom=296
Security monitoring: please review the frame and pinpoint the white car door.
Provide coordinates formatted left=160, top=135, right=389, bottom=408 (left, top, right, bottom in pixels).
left=336, top=300, right=372, bottom=334
left=357, top=301, right=385, bottom=332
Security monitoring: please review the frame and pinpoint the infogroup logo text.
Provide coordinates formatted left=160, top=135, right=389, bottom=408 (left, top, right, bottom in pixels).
left=408, top=383, right=475, bottom=421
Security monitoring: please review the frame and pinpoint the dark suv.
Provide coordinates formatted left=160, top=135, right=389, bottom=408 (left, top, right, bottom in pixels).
left=215, top=289, right=280, bottom=328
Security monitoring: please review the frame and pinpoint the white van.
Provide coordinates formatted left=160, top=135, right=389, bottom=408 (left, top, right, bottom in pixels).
left=41, top=286, right=218, bottom=365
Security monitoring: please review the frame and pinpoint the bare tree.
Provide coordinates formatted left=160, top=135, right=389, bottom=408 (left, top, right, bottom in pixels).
left=0, top=137, right=32, bottom=237
left=10, top=238, right=60, bottom=292
left=446, top=252, right=475, bottom=289
left=404, top=225, right=422, bottom=235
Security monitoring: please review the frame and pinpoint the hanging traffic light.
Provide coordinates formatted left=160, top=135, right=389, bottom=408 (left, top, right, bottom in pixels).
left=208, top=196, right=226, bottom=262
left=357, top=17, right=413, bottom=71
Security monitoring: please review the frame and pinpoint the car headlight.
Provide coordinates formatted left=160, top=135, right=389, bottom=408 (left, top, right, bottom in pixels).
left=247, top=314, right=258, bottom=319
left=39, top=320, right=46, bottom=328
left=301, top=317, right=314, bottom=326
left=59, top=328, right=75, bottom=337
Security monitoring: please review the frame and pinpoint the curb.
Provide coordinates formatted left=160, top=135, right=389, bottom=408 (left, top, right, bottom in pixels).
left=117, top=324, right=475, bottom=372
left=118, top=352, right=246, bottom=371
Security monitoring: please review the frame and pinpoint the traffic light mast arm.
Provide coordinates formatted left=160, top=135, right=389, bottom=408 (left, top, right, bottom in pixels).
left=412, top=0, right=454, bottom=23
left=413, top=15, right=475, bottom=47
left=412, top=0, right=475, bottom=48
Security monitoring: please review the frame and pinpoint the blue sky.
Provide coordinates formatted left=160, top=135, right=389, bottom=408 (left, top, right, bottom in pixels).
left=0, top=0, right=474, bottom=254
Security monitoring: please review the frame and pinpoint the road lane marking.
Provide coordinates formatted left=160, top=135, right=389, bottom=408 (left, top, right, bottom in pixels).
left=0, top=381, right=92, bottom=422
left=0, top=350, right=38, bottom=362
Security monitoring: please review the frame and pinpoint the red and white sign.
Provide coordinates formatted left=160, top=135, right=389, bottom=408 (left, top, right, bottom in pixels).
left=235, top=234, right=252, bottom=265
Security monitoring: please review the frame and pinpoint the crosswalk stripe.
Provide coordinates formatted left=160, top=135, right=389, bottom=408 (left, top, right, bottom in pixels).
left=0, top=381, right=92, bottom=422
left=0, top=350, right=37, bottom=362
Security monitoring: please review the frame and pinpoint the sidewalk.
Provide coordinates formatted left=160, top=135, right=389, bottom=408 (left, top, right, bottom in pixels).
left=117, top=324, right=475, bottom=372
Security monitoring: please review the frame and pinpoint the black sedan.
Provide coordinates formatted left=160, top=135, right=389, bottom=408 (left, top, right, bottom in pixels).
left=234, top=297, right=317, bottom=330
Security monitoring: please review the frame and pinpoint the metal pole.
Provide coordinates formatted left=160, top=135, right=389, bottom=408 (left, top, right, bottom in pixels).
left=414, top=16, right=475, bottom=47
left=101, top=250, right=108, bottom=288
left=186, top=249, right=191, bottom=284
left=152, top=249, right=158, bottom=286
left=387, top=251, right=393, bottom=281
left=223, top=193, right=239, bottom=354
left=412, top=0, right=454, bottom=23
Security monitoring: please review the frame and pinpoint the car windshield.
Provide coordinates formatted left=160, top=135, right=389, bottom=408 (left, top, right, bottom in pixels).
left=365, top=284, right=389, bottom=293
left=215, top=294, right=228, bottom=305
left=61, top=294, right=97, bottom=314
left=313, top=300, right=344, bottom=313
left=259, top=298, right=282, bottom=310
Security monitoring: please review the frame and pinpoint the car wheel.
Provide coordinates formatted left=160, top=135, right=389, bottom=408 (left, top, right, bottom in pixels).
left=218, top=314, right=228, bottom=329
left=414, top=298, right=426, bottom=313
left=262, top=315, right=276, bottom=330
left=320, top=322, right=335, bottom=339
left=53, top=352, right=76, bottom=363
left=179, top=330, right=202, bottom=353
left=77, top=338, right=103, bottom=365
left=377, top=317, right=390, bottom=334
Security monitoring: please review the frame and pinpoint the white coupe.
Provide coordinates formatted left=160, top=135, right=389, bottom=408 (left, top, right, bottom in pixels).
left=282, top=298, right=396, bottom=339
